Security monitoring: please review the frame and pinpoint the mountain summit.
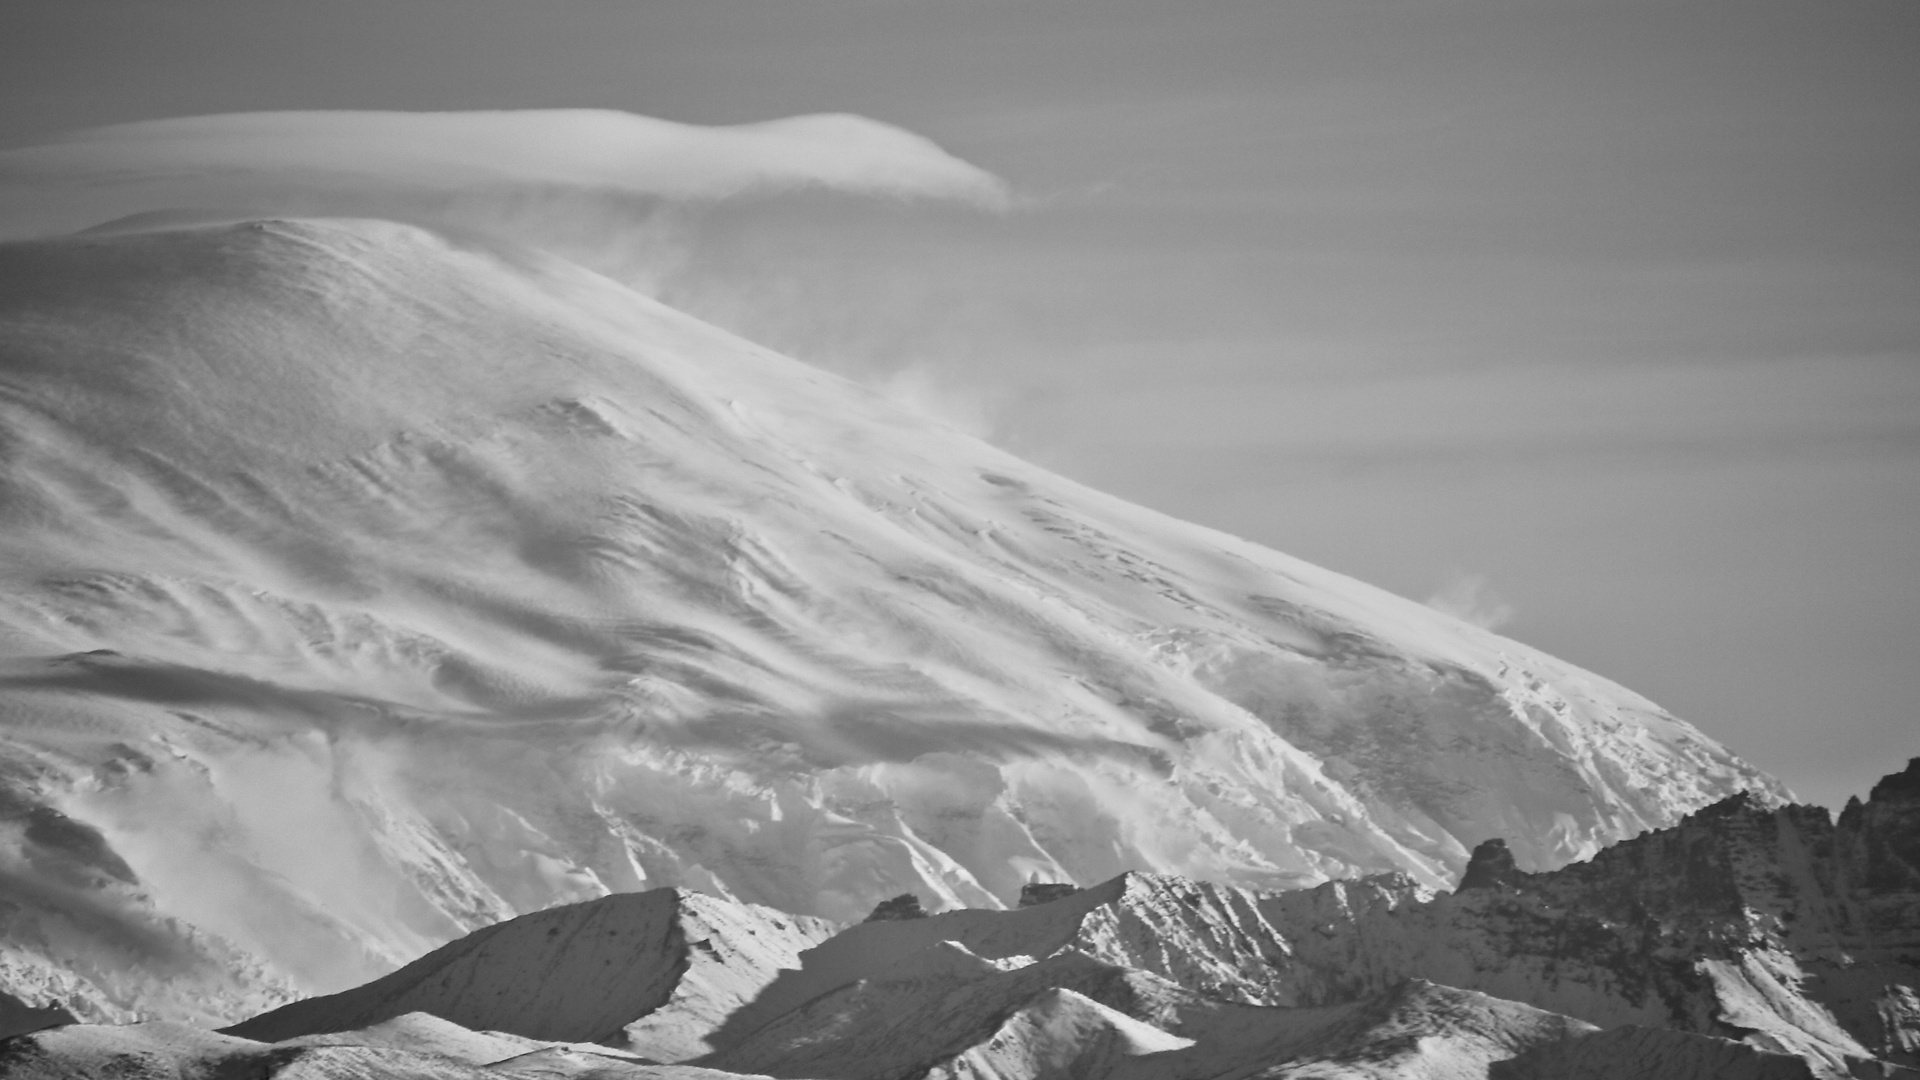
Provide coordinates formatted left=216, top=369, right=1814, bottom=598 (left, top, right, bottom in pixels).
left=0, top=217, right=1780, bottom=1022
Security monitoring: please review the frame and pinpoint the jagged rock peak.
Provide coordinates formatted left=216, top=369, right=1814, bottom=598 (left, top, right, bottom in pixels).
left=1457, top=838, right=1522, bottom=891
left=865, top=894, right=930, bottom=921
left=1691, top=789, right=1766, bottom=819
left=1018, top=882, right=1080, bottom=908
left=1868, top=757, right=1920, bottom=803
left=0, top=991, right=76, bottom=1041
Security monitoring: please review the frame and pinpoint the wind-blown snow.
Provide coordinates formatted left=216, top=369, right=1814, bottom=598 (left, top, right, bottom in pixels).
left=0, top=216, right=1781, bottom=1023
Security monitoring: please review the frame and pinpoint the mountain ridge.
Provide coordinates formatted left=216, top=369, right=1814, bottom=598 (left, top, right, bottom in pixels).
left=10, top=760, right=1916, bottom=1077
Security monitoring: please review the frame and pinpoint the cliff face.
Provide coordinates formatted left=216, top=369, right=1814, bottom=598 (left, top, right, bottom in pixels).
left=1251, top=758, right=1920, bottom=1074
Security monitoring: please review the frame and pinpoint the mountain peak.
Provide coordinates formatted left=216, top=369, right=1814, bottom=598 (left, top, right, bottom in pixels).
left=223, top=887, right=835, bottom=1060
left=1868, top=756, right=1920, bottom=804
left=1456, top=839, right=1521, bottom=891
left=0, top=216, right=1784, bottom=1024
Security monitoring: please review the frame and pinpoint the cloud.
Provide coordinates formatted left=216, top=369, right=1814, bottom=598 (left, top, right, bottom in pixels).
left=0, top=108, right=1024, bottom=445
left=1426, top=572, right=1517, bottom=631
left=0, top=109, right=1008, bottom=246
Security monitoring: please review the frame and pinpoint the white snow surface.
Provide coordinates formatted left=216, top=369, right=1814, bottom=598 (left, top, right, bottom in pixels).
left=0, top=217, right=1783, bottom=1022
left=228, top=888, right=833, bottom=1061
left=0, top=1014, right=745, bottom=1080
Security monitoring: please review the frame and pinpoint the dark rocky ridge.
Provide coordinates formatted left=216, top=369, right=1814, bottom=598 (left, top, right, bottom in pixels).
left=864, top=894, right=930, bottom=922
left=1251, top=757, right=1920, bottom=1074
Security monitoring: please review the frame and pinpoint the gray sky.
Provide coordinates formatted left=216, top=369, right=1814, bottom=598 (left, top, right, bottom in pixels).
left=2, top=0, right=1915, bottom=808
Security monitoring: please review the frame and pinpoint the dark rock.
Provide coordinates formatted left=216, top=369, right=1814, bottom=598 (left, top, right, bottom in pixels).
left=1017, top=882, right=1079, bottom=909
left=864, top=893, right=927, bottom=921
left=1458, top=838, right=1521, bottom=891
left=0, top=990, right=76, bottom=1041
left=1868, top=757, right=1920, bottom=804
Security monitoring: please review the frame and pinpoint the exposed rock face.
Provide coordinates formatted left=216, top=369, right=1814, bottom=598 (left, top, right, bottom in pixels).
left=864, top=894, right=929, bottom=922
left=711, top=870, right=1305, bottom=1045
left=1457, top=838, right=1521, bottom=891
left=1019, top=882, right=1080, bottom=908
left=0, top=992, right=75, bottom=1041
left=1249, top=761, right=1920, bottom=1076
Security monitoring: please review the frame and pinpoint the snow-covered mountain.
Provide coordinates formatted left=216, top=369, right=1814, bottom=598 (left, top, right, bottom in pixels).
left=226, top=888, right=834, bottom=1059
left=0, top=216, right=1783, bottom=1024
left=16, top=759, right=1916, bottom=1078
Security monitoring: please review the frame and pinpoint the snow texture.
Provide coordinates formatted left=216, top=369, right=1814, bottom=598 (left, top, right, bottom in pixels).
left=0, top=217, right=1781, bottom=1025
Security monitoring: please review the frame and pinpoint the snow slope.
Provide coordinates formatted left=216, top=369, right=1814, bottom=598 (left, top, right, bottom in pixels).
left=0, top=217, right=1781, bottom=1022
left=229, top=889, right=833, bottom=1060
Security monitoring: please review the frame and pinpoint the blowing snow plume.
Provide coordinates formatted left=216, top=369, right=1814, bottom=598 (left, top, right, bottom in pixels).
left=0, top=210, right=1783, bottom=1026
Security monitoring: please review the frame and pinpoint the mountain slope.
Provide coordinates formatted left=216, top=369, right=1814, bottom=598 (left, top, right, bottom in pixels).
left=1491, top=1026, right=1819, bottom=1080
left=0, top=217, right=1779, bottom=1021
left=227, top=889, right=834, bottom=1060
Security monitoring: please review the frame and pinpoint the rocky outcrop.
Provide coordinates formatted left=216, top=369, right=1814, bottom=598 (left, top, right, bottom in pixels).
left=1457, top=838, right=1522, bottom=891
left=1018, top=882, right=1080, bottom=909
left=0, top=992, right=75, bottom=1041
left=1250, top=758, right=1920, bottom=1076
left=864, top=894, right=929, bottom=921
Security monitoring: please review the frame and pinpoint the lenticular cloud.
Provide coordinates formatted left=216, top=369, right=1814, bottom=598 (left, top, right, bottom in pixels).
left=0, top=109, right=1009, bottom=243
